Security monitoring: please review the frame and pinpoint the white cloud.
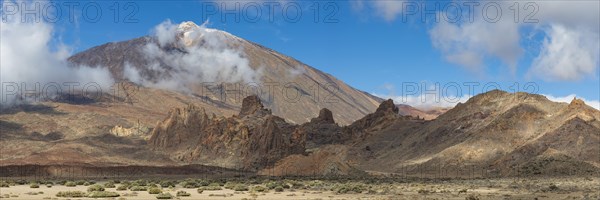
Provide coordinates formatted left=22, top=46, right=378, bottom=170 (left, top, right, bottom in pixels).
left=426, top=1, right=599, bottom=81
left=428, top=3, right=523, bottom=73
left=350, top=0, right=406, bottom=21
left=0, top=1, right=114, bottom=106
left=534, top=1, right=600, bottom=32
left=528, top=24, right=599, bottom=81
left=123, top=20, right=262, bottom=93
left=287, top=65, right=306, bottom=78
left=372, top=1, right=405, bottom=22
left=543, top=94, right=600, bottom=110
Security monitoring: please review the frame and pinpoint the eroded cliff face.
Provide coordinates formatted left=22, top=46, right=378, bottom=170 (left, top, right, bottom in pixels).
left=149, top=95, right=304, bottom=170
left=148, top=96, right=411, bottom=172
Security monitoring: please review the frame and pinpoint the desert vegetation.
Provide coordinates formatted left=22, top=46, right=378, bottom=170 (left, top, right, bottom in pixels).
left=0, top=176, right=598, bottom=199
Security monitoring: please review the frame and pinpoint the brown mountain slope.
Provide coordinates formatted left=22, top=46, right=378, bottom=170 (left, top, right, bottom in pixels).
left=68, top=21, right=380, bottom=125
left=2, top=89, right=598, bottom=178
left=346, top=90, right=600, bottom=176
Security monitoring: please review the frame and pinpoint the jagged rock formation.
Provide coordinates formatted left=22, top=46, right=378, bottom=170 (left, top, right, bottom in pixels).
left=149, top=95, right=304, bottom=170
left=239, top=95, right=271, bottom=117
left=312, top=108, right=335, bottom=124
left=295, top=108, right=345, bottom=149
left=148, top=96, right=417, bottom=171
left=344, top=99, right=402, bottom=139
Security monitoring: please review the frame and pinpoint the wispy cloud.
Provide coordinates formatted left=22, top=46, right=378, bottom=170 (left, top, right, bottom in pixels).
left=123, top=20, right=262, bottom=93
left=426, top=1, right=600, bottom=81
left=351, top=0, right=406, bottom=21
left=0, top=1, right=114, bottom=106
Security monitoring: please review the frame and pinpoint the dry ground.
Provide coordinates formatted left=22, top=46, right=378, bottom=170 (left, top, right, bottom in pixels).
left=0, top=177, right=598, bottom=200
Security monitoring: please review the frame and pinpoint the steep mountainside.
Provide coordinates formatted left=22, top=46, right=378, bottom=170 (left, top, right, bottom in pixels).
left=68, top=21, right=380, bottom=125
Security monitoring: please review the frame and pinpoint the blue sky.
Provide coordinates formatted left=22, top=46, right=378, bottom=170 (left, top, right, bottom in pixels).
left=2, top=0, right=599, bottom=109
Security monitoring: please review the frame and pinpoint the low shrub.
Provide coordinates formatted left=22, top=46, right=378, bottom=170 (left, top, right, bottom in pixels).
left=274, top=186, right=284, bottom=192
left=200, top=184, right=222, bottom=191
left=290, top=181, right=305, bottom=189
left=88, top=191, right=120, bottom=198
left=198, top=180, right=210, bottom=186
left=181, top=181, right=197, bottom=188
left=549, top=183, right=559, bottom=191
left=176, top=190, right=191, bottom=196
left=156, top=192, right=173, bottom=199
left=465, top=194, right=480, bottom=200
left=87, top=184, right=105, bottom=192
left=65, top=181, right=77, bottom=187
left=116, top=185, right=128, bottom=191
left=104, top=182, right=116, bottom=188
left=130, top=186, right=147, bottom=191
left=224, top=182, right=236, bottom=189
left=148, top=187, right=163, bottom=194
left=134, top=179, right=148, bottom=186
left=233, top=184, right=249, bottom=191
left=160, top=180, right=176, bottom=188
left=56, top=191, right=87, bottom=198
left=266, top=181, right=280, bottom=189
left=418, top=188, right=430, bottom=194
left=29, top=183, right=39, bottom=188
left=252, top=185, right=268, bottom=192
left=334, top=183, right=365, bottom=194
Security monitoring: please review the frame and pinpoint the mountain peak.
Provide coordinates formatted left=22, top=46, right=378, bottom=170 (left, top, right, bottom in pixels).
left=311, top=108, right=335, bottom=124
left=569, top=97, right=586, bottom=108
left=177, top=21, right=200, bottom=32
left=173, top=21, right=228, bottom=47
left=376, top=99, right=399, bottom=114
left=239, top=95, right=271, bottom=117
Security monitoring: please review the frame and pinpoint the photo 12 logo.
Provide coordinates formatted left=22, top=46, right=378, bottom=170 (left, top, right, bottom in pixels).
left=199, top=1, right=339, bottom=23
left=1, top=1, right=139, bottom=23
left=400, top=1, right=539, bottom=23
left=0, top=81, right=138, bottom=105
left=398, top=81, right=539, bottom=105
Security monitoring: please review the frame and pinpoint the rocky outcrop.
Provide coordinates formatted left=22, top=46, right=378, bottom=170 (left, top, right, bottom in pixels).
left=109, top=125, right=150, bottom=138
left=149, top=95, right=304, bottom=170
left=569, top=97, right=586, bottom=109
left=239, top=95, right=271, bottom=117
left=344, top=99, right=400, bottom=138
left=311, top=108, right=335, bottom=124
left=297, top=108, right=345, bottom=149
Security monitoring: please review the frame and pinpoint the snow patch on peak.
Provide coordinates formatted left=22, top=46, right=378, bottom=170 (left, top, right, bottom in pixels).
left=177, top=21, right=199, bottom=32
left=173, top=21, right=237, bottom=47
